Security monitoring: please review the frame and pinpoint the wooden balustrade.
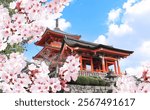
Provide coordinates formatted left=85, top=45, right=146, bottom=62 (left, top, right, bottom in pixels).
left=78, top=70, right=107, bottom=78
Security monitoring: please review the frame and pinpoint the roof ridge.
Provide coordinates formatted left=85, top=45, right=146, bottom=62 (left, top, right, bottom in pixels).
left=47, top=27, right=81, bottom=37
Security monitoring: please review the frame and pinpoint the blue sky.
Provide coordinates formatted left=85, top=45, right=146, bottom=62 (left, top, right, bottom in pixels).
left=25, top=0, right=126, bottom=59
left=25, top=0, right=150, bottom=75
left=61, top=0, right=126, bottom=41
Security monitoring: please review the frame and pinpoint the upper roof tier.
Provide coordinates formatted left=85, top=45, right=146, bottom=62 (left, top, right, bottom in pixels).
left=35, top=28, right=81, bottom=46
left=61, top=37, right=133, bottom=58
left=63, top=37, right=133, bottom=53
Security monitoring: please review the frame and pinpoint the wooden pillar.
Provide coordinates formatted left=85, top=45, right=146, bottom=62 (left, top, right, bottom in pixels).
left=105, top=61, right=108, bottom=72
left=114, top=61, right=117, bottom=74
left=117, top=60, right=121, bottom=74
left=80, top=56, right=83, bottom=70
left=90, top=57, right=94, bottom=72
left=102, top=56, right=106, bottom=72
left=98, top=63, right=101, bottom=72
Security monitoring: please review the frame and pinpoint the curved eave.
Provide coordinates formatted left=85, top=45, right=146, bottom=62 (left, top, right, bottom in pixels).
left=94, top=44, right=134, bottom=54
left=34, top=28, right=49, bottom=46
left=63, top=38, right=134, bottom=58
left=35, top=28, right=81, bottom=46
left=33, top=46, right=60, bottom=59
left=33, top=47, right=46, bottom=59
left=66, top=44, right=133, bottom=58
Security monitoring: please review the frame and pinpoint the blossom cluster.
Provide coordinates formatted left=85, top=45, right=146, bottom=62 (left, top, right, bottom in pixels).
left=0, top=0, right=71, bottom=51
left=0, top=0, right=80, bottom=93
left=0, top=53, right=79, bottom=93
left=113, top=66, right=150, bottom=93
left=0, top=53, right=30, bottom=93
left=59, top=55, right=80, bottom=82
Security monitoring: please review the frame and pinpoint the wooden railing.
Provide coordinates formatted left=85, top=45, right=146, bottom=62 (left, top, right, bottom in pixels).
left=78, top=70, right=107, bottom=78
left=78, top=70, right=118, bottom=80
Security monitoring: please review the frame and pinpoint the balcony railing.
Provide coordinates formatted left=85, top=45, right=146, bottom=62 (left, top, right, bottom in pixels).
left=78, top=70, right=107, bottom=78
left=78, top=70, right=118, bottom=80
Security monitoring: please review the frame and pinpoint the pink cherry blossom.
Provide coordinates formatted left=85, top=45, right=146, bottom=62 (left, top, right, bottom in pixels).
left=114, top=64, right=150, bottom=93
left=28, top=64, right=37, bottom=71
left=2, top=0, right=150, bottom=93
left=113, top=75, right=137, bottom=93
left=59, top=55, right=80, bottom=82
left=49, top=78, right=61, bottom=93
left=39, top=61, right=50, bottom=74
left=30, top=76, right=50, bottom=93
left=0, top=0, right=71, bottom=45
left=137, top=82, right=150, bottom=93
left=0, top=55, right=7, bottom=71
left=0, top=0, right=81, bottom=93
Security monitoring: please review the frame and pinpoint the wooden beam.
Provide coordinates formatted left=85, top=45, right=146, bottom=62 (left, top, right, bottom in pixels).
left=104, top=56, right=117, bottom=61
left=106, top=61, right=115, bottom=64
left=82, top=57, right=91, bottom=60
left=74, top=47, right=95, bottom=53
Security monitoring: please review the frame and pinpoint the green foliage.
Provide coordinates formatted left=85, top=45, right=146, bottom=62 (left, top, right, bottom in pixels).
left=0, top=43, right=25, bottom=55
left=77, top=76, right=90, bottom=85
left=0, top=0, right=16, bottom=16
left=0, top=0, right=24, bottom=55
left=69, top=76, right=110, bottom=86
left=98, top=78, right=110, bottom=86
left=0, top=0, right=15, bottom=7
left=88, top=77, right=99, bottom=85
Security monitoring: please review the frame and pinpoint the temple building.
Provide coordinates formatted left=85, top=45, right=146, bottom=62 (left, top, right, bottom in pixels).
left=33, top=20, right=133, bottom=76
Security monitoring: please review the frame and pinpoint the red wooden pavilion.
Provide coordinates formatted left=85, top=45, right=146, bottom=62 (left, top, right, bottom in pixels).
left=33, top=21, right=133, bottom=76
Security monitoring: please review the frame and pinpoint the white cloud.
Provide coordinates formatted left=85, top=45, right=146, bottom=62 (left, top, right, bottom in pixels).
left=126, top=66, right=143, bottom=76
left=124, top=0, right=150, bottom=15
left=123, top=0, right=137, bottom=10
left=95, top=0, right=150, bottom=75
left=139, top=41, right=150, bottom=56
left=108, top=8, right=122, bottom=23
left=94, top=35, right=108, bottom=45
left=108, top=23, right=132, bottom=37
left=58, top=18, right=71, bottom=31
left=42, top=18, right=71, bottom=31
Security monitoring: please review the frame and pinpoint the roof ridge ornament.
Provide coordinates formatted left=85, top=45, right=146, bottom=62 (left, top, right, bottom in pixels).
left=56, top=18, right=58, bottom=28
left=54, top=18, right=61, bottom=31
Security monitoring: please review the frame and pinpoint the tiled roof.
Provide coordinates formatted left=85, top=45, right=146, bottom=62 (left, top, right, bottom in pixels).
left=63, top=37, right=134, bottom=54
left=53, top=28, right=81, bottom=38
left=35, top=28, right=81, bottom=46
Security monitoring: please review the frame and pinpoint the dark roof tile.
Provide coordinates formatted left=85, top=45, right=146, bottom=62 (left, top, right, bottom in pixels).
left=63, top=37, right=133, bottom=54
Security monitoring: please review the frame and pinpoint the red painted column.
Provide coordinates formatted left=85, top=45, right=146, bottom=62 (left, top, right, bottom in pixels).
left=114, top=61, right=118, bottom=74
left=102, top=56, right=106, bottom=72
left=80, top=56, right=83, bottom=70
left=117, top=60, right=121, bottom=75
left=105, top=61, right=108, bottom=72
left=90, top=57, right=94, bottom=72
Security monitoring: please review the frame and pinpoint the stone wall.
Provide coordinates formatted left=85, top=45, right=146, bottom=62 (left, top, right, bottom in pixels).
left=0, top=85, right=112, bottom=93
left=67, top=84, right=112, bottom=93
